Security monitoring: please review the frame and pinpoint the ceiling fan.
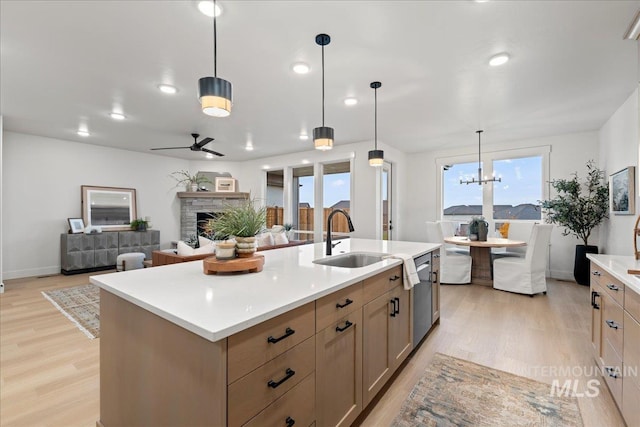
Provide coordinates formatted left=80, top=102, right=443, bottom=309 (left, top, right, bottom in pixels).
left=150, top=133, right=224, bottom=157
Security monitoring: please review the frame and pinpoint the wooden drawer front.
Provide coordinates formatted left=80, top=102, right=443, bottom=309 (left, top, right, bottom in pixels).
left=363, top=266, right=403, bottom=303
left=602, top=292, right=624, bottom=360
left=316, top=282, right=363, bottom=332
left=624, top=311, right=640, bottom=390
left=622, top=372, right=640, bottom=427
left=243, top=373, right=315, bottom=427
left=626, top=287, right=640, bottom=323
left=590, top=263, right=604, bottom=288
left=601, top=271, right=625, bottom=307
left=602, top=340, right=623, bottom=405
left=228, top=302, right=315, bottom=384
left=228, top=337, right=315, bottom=427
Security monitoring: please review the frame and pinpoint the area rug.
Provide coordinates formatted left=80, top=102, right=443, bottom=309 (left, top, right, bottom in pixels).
left=392, top=353, right=583, bottom=427
left=42, top=284, right=100, bottom=339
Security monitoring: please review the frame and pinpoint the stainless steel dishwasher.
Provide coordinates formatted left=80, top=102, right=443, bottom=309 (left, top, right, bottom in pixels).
left=413, top=252, right=433, bottom=348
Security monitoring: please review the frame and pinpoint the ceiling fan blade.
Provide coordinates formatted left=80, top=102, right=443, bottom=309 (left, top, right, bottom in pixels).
left=201, top=147, right=225, bottom=157
left=150, top=146, right=191, bottom=150
left=195, top=137, right=214, bottom=148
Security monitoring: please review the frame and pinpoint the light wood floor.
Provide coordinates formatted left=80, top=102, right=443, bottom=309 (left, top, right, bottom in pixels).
left=1, top=274, right=625, bottom=427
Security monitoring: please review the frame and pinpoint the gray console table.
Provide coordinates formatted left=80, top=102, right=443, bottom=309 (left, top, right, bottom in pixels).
left=61, top=230, right=160, bottom=275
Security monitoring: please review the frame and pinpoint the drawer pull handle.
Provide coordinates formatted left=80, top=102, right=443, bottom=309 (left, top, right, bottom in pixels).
left=336, top=298, right=353, bottom=309
left=433, top=253, right=441, bottom=259
left=604, top=366, right=620, bottom=379
left=267, top=368, right=296, bottom=389
left=390, top=299, right=397, bottom=317
left=592, top=271, right=602, bottom=276
left=606, top=284, right=620, bottom=291
left=267, top=327, right=295, bottom=344
left=606, top=320, right=620, bottom=330
left=285, top=417, right=295, bottom=427
left=591, top=291, right=600, bottom=310
left=394, top=297, right=400, bottom=315
left=336, top=320, right=353, bottom=332
left=390, top=275, right=401, bottom=281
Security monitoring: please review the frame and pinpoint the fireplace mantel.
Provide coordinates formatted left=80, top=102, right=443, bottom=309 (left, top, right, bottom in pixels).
left=177, top=192, right=249, bottom=199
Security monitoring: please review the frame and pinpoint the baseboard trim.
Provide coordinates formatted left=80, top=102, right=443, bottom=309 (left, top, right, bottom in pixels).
left=2, top=266, right=60, bottom=280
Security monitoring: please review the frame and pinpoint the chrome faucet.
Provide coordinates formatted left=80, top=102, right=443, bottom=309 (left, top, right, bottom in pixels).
left=326, top=209, right=355, bottom=255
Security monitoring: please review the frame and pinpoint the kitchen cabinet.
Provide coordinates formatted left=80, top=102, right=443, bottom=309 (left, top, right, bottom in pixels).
left=316, top=310, right=362, bottom=427
left=588, top=257, right=640, bottom=427
left=432, top=249, right=441, bottom=323
left=362, top=266, right=411, bottom=406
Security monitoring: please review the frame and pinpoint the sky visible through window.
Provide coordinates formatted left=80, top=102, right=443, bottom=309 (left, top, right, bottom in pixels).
left=444, top=156, right=542, bottom=210
left=298, top=173, right=350, bottom=208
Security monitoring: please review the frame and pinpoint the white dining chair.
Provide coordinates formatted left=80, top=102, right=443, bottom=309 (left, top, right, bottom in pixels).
left=493, top=221, right=536, bottom=259
left=437, top=220, right=470, bottom=255
left=493, top=224, right=553, bottom=296
left=426, top=221, right=472, bottom=284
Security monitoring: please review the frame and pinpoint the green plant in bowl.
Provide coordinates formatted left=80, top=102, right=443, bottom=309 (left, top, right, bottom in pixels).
left=209, top=199, right=267, bottom=238
left=130, top=218, right=148, bottom=231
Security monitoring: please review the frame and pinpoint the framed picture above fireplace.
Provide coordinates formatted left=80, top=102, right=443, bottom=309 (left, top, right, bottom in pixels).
left=82, top=185, right=137, bottom=231
left=215, top=177, right=236, bottom=193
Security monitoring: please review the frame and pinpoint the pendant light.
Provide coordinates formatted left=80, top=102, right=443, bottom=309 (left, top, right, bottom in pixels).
left=460, top=130, right=501, bottom=185
left=368, top=81, right=384, bottom=167
left=313, top=33, right=334, bottom=150
left=198, top=0, right=232, bottom=117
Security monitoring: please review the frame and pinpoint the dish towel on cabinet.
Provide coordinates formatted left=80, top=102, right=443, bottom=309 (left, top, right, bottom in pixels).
left=384, top=253, right=420, bottom=290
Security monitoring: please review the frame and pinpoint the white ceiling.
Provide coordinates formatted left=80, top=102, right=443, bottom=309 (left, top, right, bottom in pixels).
left=1, top=1, right=638, bottom=161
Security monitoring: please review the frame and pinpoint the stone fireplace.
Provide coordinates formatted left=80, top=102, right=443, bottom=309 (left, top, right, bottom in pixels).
left=178, top=192, right=248, bottom=240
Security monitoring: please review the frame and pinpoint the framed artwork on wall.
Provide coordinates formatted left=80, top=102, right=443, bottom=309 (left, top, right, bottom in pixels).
left=68, top=218, right=85, bottom=234
left=81, top=185, right=137, bottom=231
left=215, top=177, right=236, bottom=193
left=610, top=166, right=635, bottom=215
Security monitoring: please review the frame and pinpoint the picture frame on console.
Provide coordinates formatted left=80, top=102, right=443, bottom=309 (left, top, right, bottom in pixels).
left=68, top=218, right=85, bottom=234
left=81, top=185, right=137, bottom=231
left=215, top=177, right=236, bottom=193
left=610, top=166, right=635, bottom=215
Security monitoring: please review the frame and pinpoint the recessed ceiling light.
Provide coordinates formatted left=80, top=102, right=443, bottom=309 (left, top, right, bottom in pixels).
left=489, top=53, right=510, bottom=67
left=292, top=62, right=310, bottom=74
left=302, top=159, right=310, bottom=164
left=299, top=133, right=309, bottom=141
left=109, top=112, right=126, bottom=120
left=198, top=1, right=222, bottom=17
left=344, top=97, right=358, bottom=106
left=205, top=153, right=214, bottom=159
left=262, top=165, right=270, bottom=170
left=158, top=84, right=178, bottom=94
left=475, top=0, right=489, bottom=3
left=77, top=130, right=90, bottom=137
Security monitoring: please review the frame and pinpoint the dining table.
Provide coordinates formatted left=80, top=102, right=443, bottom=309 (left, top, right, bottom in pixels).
left=443, top=236, right=527, bottom=286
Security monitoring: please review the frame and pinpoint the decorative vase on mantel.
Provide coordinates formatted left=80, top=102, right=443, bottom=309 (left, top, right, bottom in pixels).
left=190, top=183, right=198, bottom=192
left=235, top=236, right=257, bottom=258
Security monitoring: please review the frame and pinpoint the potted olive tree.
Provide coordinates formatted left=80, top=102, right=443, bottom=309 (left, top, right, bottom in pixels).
left=207, top=199, right=267, bottom=257
left=540, top=160, right=609, bottom=285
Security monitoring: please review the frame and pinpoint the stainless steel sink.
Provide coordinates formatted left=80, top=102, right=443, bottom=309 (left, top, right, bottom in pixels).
left=313, top=252, right=386, bottom=268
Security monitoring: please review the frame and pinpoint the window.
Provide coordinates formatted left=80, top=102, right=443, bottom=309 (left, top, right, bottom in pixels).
left=322, top=161, right=351, bottom=233
left=266, top=170, right=284, bottom=228
left=292, top=165, right=314, bottom=233
left=440, top=147, right=548, bottom=235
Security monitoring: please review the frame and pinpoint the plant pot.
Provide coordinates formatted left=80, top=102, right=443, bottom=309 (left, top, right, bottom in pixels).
left=574, top=245, right=598, bottom=285
left=235, top=236, right=257, bottom=258
left=136, top=224, right=147, bottom=232
left=477, top=222, right=488, bottom=241
left=190, top=183, right=198, bottom=192
left=216, top=242, right=236, bottom=260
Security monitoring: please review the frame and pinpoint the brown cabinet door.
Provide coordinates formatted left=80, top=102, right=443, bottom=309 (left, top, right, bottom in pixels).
left=432, top=265, right=441, bottom=323
left=315, top=310, right=363, bottom=427
left=362, top=292, right=392, bottom=406
left=591, top=282, right=603, bottom=361
left=389, top=285, right=412, bottom=372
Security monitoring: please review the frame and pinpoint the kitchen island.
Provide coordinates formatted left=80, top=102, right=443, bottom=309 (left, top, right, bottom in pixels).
left=92, top=238, right=440, bottom=427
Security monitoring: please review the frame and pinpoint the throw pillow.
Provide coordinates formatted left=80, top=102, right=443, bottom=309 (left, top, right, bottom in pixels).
left=177, top=240, right=215, bottom=256
left=256, top=232, right=274, bottom=248
left=272, top=229, right=289, bottom=245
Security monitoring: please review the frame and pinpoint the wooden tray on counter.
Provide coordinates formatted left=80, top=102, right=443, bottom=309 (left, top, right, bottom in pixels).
left=203, top=254, right=264, bottom=275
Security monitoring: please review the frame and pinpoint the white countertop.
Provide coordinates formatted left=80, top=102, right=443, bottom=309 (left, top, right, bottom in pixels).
left=586, top=254, right=640, bottom=295
left=90, top=238, right=439, bottom=342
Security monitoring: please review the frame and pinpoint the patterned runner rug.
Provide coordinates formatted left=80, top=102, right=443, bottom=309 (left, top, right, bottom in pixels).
left=393, top=353, right=583, bottom=427
left=42, top=284, right=100, bottom=339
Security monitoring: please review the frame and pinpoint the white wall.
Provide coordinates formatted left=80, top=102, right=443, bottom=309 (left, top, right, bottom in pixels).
left=1, top=131, right=194, bottom=279
left=0, top=117, right=4, bottom=291
left=599, top=88, right=639, bottom=255
left=402, top=131, right=600, bottom=280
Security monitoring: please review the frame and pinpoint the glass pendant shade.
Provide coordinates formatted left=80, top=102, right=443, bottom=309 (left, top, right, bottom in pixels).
left=368, top=149, right=384, bottom=167
left=198, top=76, right=232, bottom=117
left=313, top=126, right=334, bottom=151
